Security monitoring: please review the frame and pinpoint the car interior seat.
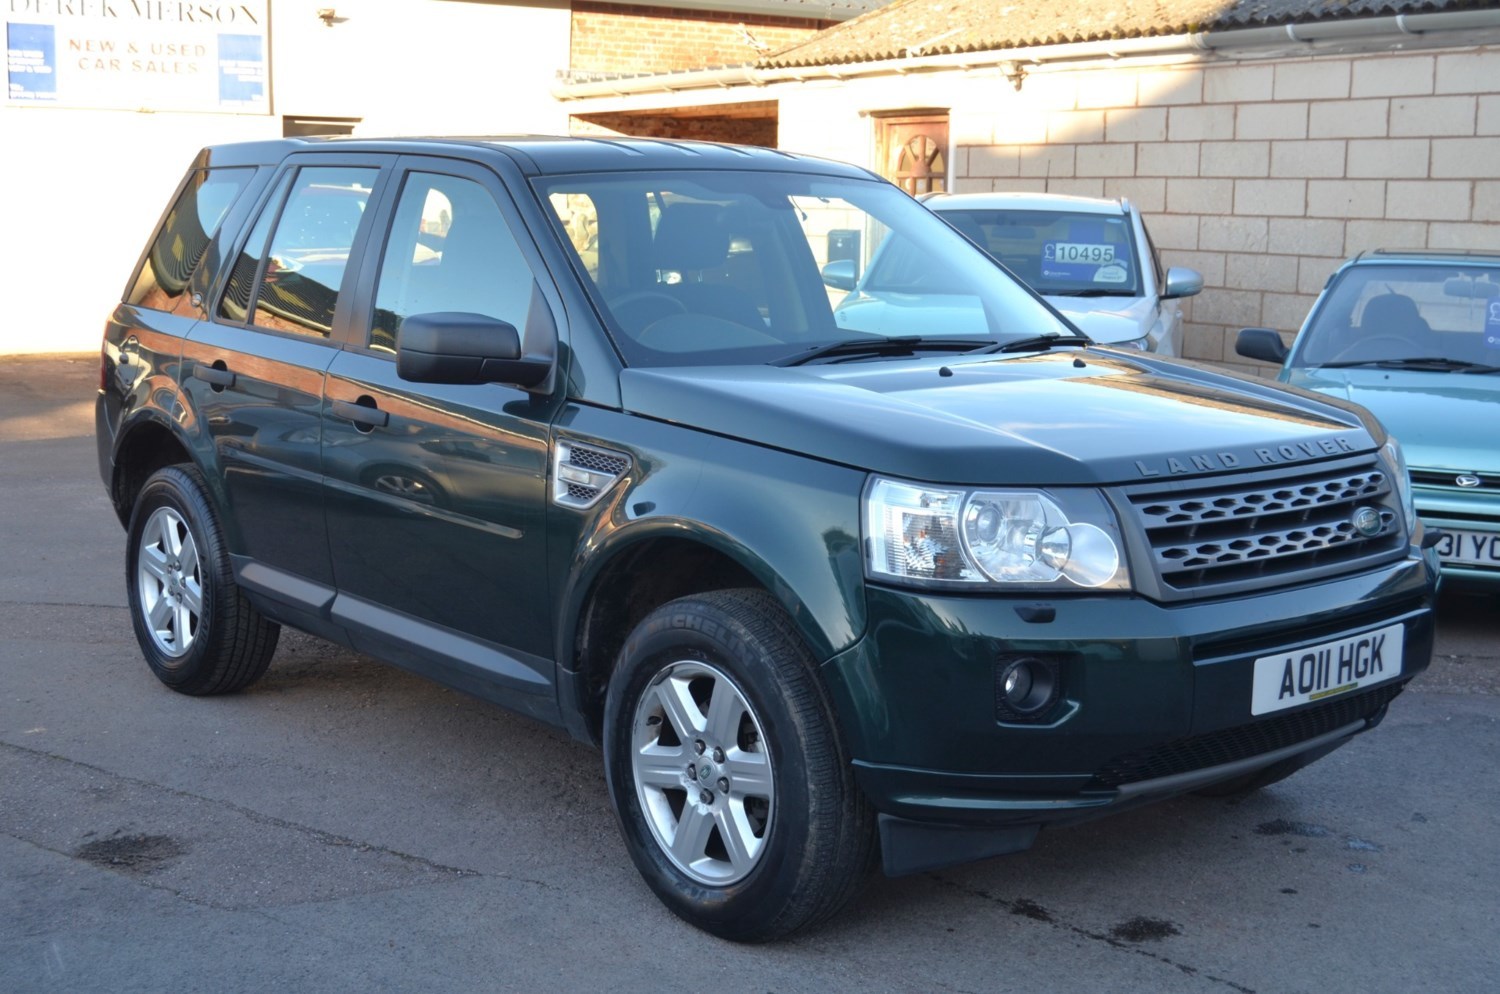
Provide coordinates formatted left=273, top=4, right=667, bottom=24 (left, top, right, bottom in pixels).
left=651, top=203, right=766, bottom=330
left=1359, top=292, right=1431, bottom=338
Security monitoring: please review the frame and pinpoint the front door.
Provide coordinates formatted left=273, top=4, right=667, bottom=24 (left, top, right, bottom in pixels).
left=321, top=157, right=563, bottom=713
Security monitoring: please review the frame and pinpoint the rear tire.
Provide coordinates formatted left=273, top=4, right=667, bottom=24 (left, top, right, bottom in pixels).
left=603, top=589, right=875, bottom=941
left=125, top=465, right=279, bottom=695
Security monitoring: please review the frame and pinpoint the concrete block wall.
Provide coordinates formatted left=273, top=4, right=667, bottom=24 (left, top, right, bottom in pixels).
left=952, top=46, right=1500, bottom=377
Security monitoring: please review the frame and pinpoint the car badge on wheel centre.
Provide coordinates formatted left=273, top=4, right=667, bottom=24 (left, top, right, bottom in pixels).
left=1352, top=506, right=1384, bottom=537
left=1456, top=474, right=1482, bottom=488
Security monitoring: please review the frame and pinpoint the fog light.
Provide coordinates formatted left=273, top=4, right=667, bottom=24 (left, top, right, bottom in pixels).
left=994, top=656, right=1061, bottom=722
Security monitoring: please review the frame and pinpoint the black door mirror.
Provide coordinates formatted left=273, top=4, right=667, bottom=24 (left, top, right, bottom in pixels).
left=1235, top=327, right=1291, bottom=365
left=397, top=312, right=551, bottom=387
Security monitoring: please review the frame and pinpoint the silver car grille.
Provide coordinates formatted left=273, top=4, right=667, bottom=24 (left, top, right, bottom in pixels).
left=1121, top=457, right=1407, bottom=600
left=553, top=442, right=630, bottom=510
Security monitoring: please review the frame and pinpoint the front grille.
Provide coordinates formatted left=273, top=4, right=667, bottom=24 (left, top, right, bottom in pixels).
left=1410, top=469, right=1500, bottom=492
left=1124, top=458, right=1405, bottom=598
left=1087, top=682, right=1404, bottom=789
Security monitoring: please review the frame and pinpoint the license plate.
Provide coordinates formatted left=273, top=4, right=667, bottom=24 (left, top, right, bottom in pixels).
left=1433, top=528, right=1500, bottom=567
left=1251, top=623, right=1404, bottom=716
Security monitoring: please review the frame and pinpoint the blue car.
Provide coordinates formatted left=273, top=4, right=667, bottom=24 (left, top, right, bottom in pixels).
left=1237, top=249, right=1500, bottom=592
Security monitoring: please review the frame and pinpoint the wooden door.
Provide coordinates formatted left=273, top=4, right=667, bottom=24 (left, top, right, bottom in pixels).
left=876, top=113, right=949, bottom=196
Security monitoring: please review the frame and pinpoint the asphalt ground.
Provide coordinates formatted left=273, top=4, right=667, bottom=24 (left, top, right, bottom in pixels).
left=2, top=355, right=1496, bottom=993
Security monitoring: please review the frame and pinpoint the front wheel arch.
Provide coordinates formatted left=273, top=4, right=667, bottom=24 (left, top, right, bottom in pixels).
left=567, top=534, right=761, bottom=744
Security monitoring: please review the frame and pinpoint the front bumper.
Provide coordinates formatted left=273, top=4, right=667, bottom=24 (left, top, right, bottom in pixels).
left=1416, top=484, right=1500, bottom=590
left=820, top=551, right=1437, bottom=873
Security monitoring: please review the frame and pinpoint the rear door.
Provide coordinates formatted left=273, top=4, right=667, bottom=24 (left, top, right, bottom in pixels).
left=103, top=161, right=260, bottom=436
left=182, top=152, right=393, bottom=633
left=320, top=155, right=566, bottom=716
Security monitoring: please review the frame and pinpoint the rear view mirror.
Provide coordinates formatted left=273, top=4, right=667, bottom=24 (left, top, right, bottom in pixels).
left=1442, top=277, right=1500, bottom=299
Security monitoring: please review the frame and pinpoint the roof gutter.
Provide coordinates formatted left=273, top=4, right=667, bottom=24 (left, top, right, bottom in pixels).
left=552, top=9, right=1500, bottom=101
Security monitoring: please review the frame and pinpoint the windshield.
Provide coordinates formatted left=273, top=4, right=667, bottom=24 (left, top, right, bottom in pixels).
left=535, top=170, right=1069, bottom=367
left=929, top=207, right=1142, bottom=296
left=1292, top=263, right=1500, bottom=368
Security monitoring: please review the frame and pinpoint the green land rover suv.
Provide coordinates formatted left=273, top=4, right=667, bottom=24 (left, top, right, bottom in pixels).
left=97, top=137, right=1439, bottom=940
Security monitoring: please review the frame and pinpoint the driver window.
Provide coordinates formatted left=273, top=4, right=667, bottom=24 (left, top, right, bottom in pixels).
left=371, top=172, right=534, bottom=354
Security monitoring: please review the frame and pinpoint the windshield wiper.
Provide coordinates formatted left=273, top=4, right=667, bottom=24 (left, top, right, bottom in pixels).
left=772, top=336, right=995, bottom=367
left=1318, top=356, right=1500, bottom=373
left=1047, top=288, right=1136, bottom=298
left=970, top=334, right=1092, bottom=355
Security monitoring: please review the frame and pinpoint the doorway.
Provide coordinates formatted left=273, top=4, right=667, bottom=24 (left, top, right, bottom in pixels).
left=875, top=111, right=950, bottom=196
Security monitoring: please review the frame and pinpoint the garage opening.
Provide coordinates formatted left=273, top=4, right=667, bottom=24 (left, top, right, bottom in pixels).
left=570, top=101, right=778, bottom=148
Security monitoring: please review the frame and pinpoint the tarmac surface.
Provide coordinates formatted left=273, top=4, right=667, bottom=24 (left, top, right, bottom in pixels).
left=2, top=355, right=1496, bottom=993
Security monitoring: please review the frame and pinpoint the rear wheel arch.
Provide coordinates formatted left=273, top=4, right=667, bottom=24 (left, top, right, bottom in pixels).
left=110, top=417, right=195, bottom=527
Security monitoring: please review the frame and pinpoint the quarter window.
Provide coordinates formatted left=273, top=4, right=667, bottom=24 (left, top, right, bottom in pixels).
left=370, top=172, right=534, bottom=353
left=127, top=167, right=253, bottom=312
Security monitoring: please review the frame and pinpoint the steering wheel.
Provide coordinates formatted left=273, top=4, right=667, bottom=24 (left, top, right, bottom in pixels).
left=608, top=291, right=686, bottom=333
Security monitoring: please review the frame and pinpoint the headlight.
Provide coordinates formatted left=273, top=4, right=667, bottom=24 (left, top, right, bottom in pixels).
left=864, top=477, right=1131, bottom=590
left=1380, top=437, right=1416, bottom=529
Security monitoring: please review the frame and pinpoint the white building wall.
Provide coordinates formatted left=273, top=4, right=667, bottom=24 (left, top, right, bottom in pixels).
left=0, top=0, right=570, bottom=356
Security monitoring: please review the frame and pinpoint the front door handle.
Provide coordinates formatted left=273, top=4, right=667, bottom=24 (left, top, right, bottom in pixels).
left=331, top=398, right=389, bottom=430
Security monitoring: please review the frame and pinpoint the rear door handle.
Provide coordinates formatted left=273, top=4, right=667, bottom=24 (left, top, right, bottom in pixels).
left=331, top=398, right=389, bottom=430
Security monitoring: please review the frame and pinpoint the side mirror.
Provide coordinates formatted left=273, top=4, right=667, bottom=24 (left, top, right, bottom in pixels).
left=1162, top=267, right=1204, bottom=300
left=397, top=312, right=552, bottom=387
left=1235, top=327, right=1291, bottom=365
left=821, top=259, right=857, bottom=292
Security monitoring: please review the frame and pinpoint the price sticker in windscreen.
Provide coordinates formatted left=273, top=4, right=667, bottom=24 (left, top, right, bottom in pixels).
left=1045, top=242, right=1116, bottom=265
left=1486, top=300, right=1500, bottom=349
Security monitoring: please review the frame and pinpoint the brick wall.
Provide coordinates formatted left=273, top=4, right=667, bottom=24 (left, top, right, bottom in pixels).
left=950, top=46, right=1500, bottom=376
left=571, top=3, right=832, bottom=76
left=571, top=109, right=776, bottom=146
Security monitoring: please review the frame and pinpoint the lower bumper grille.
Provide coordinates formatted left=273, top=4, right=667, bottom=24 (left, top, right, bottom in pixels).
left=1087, top=682, right=1405, bottom=789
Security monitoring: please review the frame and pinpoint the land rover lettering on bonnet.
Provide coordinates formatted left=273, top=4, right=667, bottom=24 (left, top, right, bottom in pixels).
left=97, top=137, right=1438, bottom=941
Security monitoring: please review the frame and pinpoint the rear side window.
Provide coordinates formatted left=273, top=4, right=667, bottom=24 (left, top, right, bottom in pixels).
left=369, top=172, right=534, bottom=353
left=127, top=167, right=253, bottom=312
left=217, top=166, right=378, bottom=338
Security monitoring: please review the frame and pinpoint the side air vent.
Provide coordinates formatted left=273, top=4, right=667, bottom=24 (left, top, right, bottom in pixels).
left=553, top=441, right=630, bottom=510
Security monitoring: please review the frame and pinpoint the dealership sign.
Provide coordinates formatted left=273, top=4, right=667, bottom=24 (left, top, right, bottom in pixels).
left=6, top=1, right=268, bottom=113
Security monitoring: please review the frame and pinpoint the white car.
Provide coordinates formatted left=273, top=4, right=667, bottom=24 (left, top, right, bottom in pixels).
left=922, top=192, right=1202, bottom=355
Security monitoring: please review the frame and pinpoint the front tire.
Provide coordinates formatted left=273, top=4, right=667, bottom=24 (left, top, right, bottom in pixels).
left=125, top=465, right=279, bottom=695
left=603, top=589, right=875, bottom=941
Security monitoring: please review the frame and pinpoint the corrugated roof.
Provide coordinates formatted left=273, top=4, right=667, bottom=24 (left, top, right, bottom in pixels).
left=761, top=0, right=1500, bottom=68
